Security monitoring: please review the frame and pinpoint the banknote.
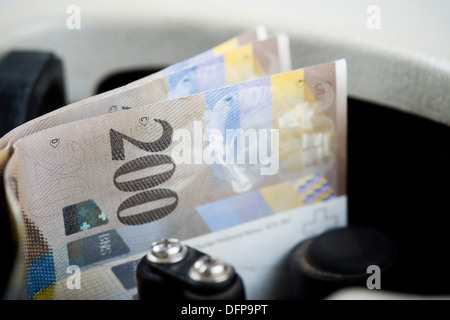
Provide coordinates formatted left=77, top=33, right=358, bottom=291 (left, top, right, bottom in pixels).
left=0, top=28, right=281, bottom=299
left=5, top=60, right=347, bottom=299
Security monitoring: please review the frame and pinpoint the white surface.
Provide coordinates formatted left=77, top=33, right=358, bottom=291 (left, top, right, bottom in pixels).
left=326, top=287, right=450, bottom=300
left=0, top=0, right=449, bottom=126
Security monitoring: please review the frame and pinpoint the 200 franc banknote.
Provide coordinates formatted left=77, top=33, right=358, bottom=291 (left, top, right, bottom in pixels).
left=5, top=60, right=347, bottom=299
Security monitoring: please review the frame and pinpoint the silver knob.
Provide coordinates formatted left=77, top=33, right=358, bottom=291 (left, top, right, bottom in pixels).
left=146, top=238, right=187, bottom=264
left=188, top=255, right=235, bottom=284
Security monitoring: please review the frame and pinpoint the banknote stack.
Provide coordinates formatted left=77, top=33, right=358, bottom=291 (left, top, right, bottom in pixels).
left=1, top=26, right=348, bottom=300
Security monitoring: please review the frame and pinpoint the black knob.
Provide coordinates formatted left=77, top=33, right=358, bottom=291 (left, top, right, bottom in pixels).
left=290, top=226, right=396, bottom=299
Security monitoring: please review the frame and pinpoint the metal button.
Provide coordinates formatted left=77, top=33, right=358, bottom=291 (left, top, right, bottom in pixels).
left=146, top=238, right=187, bottom=264
left=188, top=255, right=234, bottom=284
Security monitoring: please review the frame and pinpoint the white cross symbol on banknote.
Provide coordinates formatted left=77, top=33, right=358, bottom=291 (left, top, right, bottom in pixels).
left=80, top=222, right=90, bottom=231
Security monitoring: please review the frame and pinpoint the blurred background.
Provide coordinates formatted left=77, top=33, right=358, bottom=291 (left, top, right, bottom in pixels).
left=0, top=0, right=449, bottom=299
